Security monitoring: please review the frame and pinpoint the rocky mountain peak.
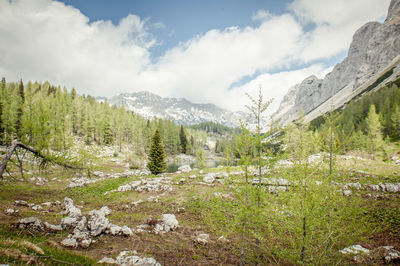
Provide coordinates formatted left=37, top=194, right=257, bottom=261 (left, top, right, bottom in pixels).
left=273, top=0, right=400, bottom=124
left=386, top=0, right=400, bottom=23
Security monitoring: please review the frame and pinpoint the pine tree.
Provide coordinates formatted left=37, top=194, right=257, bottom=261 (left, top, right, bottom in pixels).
left=15, top=79, right=25, bottom=139
left=366, top=104, right=383, bottom=160
left=0, top=78, right=4, bottom=143
left=147, top=129, right=167, bottom=174
left=179, top=125, right=187, bottom=154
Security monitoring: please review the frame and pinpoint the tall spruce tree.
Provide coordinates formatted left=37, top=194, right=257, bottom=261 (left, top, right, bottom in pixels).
left=179, top=125, right=187, bottom=154
left=15, top=79, right=25, bottom=139
left=147, top=129, right=167, bottom=174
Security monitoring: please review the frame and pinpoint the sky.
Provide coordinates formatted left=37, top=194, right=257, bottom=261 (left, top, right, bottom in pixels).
left=0, top=0, right=391, bottom=115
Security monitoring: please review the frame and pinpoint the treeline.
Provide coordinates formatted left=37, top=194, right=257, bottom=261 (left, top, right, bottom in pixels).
left=189, top=121, right=240, bottom=135
left=310, top=78, right=400, bottom=143
left=0, top=78, right=206, bottom=156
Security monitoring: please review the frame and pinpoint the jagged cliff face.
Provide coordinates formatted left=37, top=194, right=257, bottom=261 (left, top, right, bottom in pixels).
left=274, top=0, right=400, bottom=124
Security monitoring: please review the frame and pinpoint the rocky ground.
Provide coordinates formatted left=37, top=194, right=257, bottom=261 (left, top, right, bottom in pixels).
left=0, top=150, right=399, bottom=265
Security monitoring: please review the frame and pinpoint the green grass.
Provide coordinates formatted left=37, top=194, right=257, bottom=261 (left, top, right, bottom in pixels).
left=0, top=225, right=94, bottom=265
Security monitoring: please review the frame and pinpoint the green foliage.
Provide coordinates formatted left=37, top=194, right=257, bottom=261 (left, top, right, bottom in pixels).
left=196, top=147, right=206, bottom=168
left=189, top=121, right=240, bottom=135
left=366, top=104, right=384, bottom=159
left=179, top=125, right=187, bottom=154
left=0, top=78, right=204, bottom=160
left=147, top=129, right=167, bottom=174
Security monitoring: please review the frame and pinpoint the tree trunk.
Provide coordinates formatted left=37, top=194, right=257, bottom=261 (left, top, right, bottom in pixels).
left=0, top=140, right=84, bottom=178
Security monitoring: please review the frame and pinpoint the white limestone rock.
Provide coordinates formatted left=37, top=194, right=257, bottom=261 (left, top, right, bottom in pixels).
left=63, top=197, right=81, bottom=217
left=340, top=244, right=369, bottom=255
left=18, top=217, right=44, bottom=231
left=178, top=164, right=191, bottom=173
left=203, top=173, right=215, bottom=183
left=195, top=233, right=209, bottom=245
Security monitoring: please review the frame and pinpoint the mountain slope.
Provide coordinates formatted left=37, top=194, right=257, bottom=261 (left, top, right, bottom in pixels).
left=273, top=0, right=400, bottom=124
left=109, top=91, right=246, bottom=127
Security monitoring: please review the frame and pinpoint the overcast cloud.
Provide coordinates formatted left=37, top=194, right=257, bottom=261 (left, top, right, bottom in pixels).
left=0, top=0, right=391, bottom=114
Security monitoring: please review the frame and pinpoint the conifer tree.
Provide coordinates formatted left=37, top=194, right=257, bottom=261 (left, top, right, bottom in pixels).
left=366, top=104, right=383, bottom=160
left=147, top=129, right=167, bottom=174
left=179, top=125, right=187, bottom=154
left=15, top=79, right=24, bottom=139
left=0, top=78, right=4, bottom=143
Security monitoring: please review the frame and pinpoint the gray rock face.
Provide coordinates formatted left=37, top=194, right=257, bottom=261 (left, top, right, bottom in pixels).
left=274, top=0, right=400, bottom=124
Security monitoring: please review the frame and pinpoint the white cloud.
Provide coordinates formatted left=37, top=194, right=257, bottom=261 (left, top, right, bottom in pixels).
left=252, top=9, right=272, bottom=21
left=221, top=64, right=332, bottom=114
left=0, top=0, right=391, bottom=115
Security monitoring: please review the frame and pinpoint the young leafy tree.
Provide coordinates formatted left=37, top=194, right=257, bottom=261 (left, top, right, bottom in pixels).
left=392, top=104, right=400, bottom=138
left=235, top=122, right=255, bottom=265
left=366, top=104, right=383, bottom=160
left=246, top=86, right=273, bottom=206
left=147, top=129, right=167, bottom=174
left=179, top=125, right=187, bottom=154
left=196, top=147, right=206, bottom=169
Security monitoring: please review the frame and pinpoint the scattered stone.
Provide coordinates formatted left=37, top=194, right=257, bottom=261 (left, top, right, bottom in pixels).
left=218, top=235, right=229, bottom=243
left=41, top=202, right=52, bottom=208
left=353, top=246, right=400, bottom=264
left=189, top=174, right=196, bottom=179
left=32, top=205, right=43, bottom=211
left=88, top=207, right=111, bottom=236
left=379, top=183, right=400, bottom=193
left=61, top=237, right=78, bottom=248
left=343, top=190, right=352, bottom=197
left=366, top=184, right=380, bottom=191
left=67, top=177, right=99, bottom=188
left=160, top=214, right=179, bottom=232
left=268, top=186, right=289, bottom=194
left=111, top=177, right=172, bottom=194
left=195, top=233, right=209, bottom=245
left=340, top=244, right=369, bottom=255
left=131, top=200, right=144, bottom=206
left=5, top=209, right=19, bottom=215
left=14, top=200, right=28, bottom=207
left=137, top=214, right=179, bottom=234
left=63, top=197, right=82, bottom=218
left=203, top=173, right=215, bottom=183
left=178, top=164, right=191, bottom=173
left=98, top=257, right=118, bottom=264
left=61, top=216, right=79, bottom=230
left=344, top=182, right=362, bottom=190
left=44, top=222, right=62, bottom=232
left=147, top=196, right=159, bottom=202
left=99, top=250, right=161, bottom=266
left=17, top=217, right=44, bottom=231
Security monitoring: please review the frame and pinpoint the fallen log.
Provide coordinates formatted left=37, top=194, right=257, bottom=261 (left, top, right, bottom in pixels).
left=0, top=140, right=84, bottom=179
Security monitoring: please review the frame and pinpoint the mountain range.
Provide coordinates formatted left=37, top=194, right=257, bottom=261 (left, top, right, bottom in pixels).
left=108, top=91, right=248, bottom=127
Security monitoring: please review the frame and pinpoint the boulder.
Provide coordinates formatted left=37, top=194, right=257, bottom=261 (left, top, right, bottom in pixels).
left=161, top=214, right=179, bottom=232
left=63, top=197, right=81, bottom=217
left=178, top=164, right=191, bottom=173
left=203, top=173, right=215, bottom=183
left=340, top=244, right=369, bottom=255
left=18, top=217, right=44, bottom=231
